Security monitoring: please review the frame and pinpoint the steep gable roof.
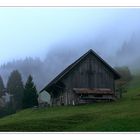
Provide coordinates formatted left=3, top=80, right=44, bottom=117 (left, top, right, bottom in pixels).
left=41, top=49, right=120, bottom=92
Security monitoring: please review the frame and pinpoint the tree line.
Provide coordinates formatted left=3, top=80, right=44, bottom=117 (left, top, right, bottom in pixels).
left=0, top=70, right=38, bottom=117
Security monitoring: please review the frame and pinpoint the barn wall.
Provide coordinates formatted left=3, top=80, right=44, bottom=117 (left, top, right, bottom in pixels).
left=62, top=53, right=115, bottom=91
left=63, top=89, right=77, bottom=105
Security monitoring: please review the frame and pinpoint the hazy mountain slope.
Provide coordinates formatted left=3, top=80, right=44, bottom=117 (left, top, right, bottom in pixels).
left=0, top=48, right=88, bottom=91
left=107, top=33, right=140, bottom=72
left=0, top=45, right=104, bottom=91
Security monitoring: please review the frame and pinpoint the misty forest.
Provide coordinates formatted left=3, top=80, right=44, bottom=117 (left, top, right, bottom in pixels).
left=0, top=33, right=139, bottom=90
left=0, top=8, right=140, bottom=131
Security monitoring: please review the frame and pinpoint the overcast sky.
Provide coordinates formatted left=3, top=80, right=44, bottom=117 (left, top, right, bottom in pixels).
left=0, top=7, right=140, bottom=64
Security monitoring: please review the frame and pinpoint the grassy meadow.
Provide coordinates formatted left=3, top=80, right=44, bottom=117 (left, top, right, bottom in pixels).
left=0, top=75, right=140, bottom=131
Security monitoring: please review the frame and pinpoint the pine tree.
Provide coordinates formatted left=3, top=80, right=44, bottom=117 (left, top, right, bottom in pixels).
left=23, top=75, right=38, bottom=109
left=0, top=75, right=5, bottom=97
left=7, top=70, right=24, bottom=110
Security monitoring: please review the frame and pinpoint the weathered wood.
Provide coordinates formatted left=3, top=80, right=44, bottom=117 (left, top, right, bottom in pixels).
left=62, top=53, right=114, bottom=90
left=42, top=49, right=120, bottom=105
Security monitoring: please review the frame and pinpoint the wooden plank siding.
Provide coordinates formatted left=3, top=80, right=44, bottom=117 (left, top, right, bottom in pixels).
left=62, top=53, right=114, bottom=91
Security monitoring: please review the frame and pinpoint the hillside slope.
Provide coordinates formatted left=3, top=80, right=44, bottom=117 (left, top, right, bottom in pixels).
left=0, top=76, right=140, bottom=132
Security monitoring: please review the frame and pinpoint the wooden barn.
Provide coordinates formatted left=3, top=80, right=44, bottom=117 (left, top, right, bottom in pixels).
left=41, top=49, right=120, bottom=106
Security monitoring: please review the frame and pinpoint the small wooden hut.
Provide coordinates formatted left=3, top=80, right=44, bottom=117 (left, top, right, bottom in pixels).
left=41, top=49, right=120, bottom=105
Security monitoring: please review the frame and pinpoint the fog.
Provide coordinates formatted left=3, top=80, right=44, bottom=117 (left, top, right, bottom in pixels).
left=0, top=8, right=140, bottom=90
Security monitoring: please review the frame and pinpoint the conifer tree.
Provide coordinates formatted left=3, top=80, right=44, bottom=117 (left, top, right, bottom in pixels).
left=7, top=70, right=24, bottom=110
left=23, top=75, right=38, bottom=109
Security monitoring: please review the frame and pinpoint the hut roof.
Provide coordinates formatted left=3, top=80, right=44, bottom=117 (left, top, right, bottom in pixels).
left=41, top=49, right=120, bottom=92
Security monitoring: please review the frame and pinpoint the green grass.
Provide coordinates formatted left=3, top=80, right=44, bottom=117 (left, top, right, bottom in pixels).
left=0, top=76, right=140, bottom=131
